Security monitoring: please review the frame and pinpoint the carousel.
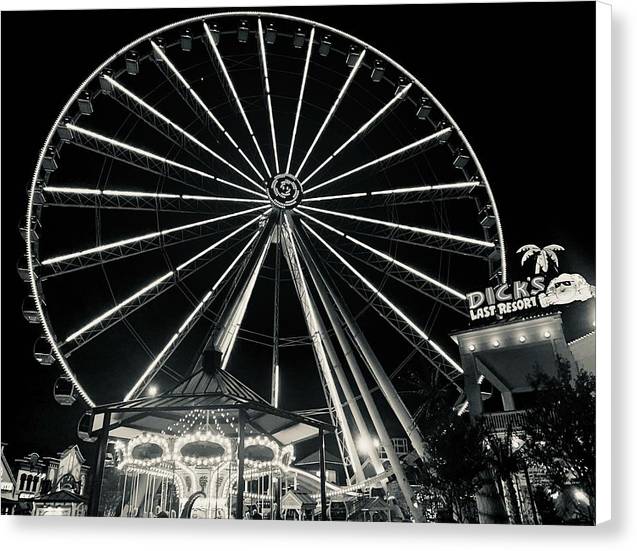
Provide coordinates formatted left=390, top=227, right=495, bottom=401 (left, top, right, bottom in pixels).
left=84, top=363, right=336, bottom=519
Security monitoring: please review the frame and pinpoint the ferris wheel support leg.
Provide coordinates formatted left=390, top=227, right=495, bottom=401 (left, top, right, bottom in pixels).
left=297, top=279, right=366, bottom=483
left=290, top=233, right=383, bottom=484
left=301, top=245, right=423, bottom=521
left=308, top=253, right=428, bottom=461
left=271, top=224, right=282, bottom=407
left=298, top=227, right=428, bottom=458
left=298, top=239, right=385, bottom=479
left=281, top=217, right=364, bottom=484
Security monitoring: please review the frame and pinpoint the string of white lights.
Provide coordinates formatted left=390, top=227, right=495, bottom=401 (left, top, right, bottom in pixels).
left=303, top=181, right=479, bottom=203
left=125, top=230, right=263, bottom=400
left=66, top=123, right=266, bottom=199
left=272, top=362, right=280, bottom=408
left=63, top=213, right=267, bottom=344
left=103, top=74, right=264, bottom=192
left=301, top=82, right=411, bottom=185
left=294, top=50, right=366, bottom=179
left=65, top=272, right=173, bottom=344
left=216, top=232, right=272, bottom=370
left=43, top=186, right=269, bottom=204
left=370, top=181, right=480, bottom=196
left=285, top=27, right=315, bottom=173
left=257, top=18, right=280, bottom=173
left=298, top=210, right=466, bottom=299
left=43, top=205, right=268, bottom=266
left=204, top=22, right=272, bottom=178
left=151, top=41, right=265, bottom=183
left=299, top=205, right=494, bottom=248
left=304, top=127, right=453, bottom=195
left=303, top=192, right=366, bottom=203
left=301, top=220, right=463, bottom=373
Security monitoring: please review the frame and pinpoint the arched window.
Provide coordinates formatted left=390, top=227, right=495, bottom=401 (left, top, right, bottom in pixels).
left=26, top=474, right=33, bottom=492
left=19, top=473, right=27, bottom=490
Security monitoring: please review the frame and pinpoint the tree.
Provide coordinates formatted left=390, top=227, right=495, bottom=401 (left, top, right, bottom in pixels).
left=484, top=425, right=527, bottom=524
left=523, top=360, right=596, bottom=524
left=517, top=244, right=564, bottom=274
left=416, top=415, right=487, bottom=523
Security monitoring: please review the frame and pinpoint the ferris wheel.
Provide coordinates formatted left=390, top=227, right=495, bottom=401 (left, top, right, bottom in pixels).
left=21, top=11, right=505, bottom=496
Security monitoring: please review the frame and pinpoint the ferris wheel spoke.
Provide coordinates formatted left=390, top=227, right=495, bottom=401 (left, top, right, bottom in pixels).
left=150, top=40, right=266, bottom=183
left=286, top=27, right=315, bottom=173
left=59, top=214, right=266, bottom=355
left=101, top=74, right=264, bottom=192
left=304, top=127, right=453, bottom=195
left=301, top=82, right=410, bottom=186
left=299, top=205, right=495, bottom=258
left=40, top=221, right=244, bottom=281
left=41, top=186, right=268, bottom=215
left=124, top=229, right=265, bottom=401
left=327, top=261, right=464, bottom=389
left=214, top=228, right=273, bottom=372
left=300, top=220, right=464, bottom=386
left=298, top=211, right=468, bottom=315
left=65, top=123, right=267, bottom=199
left=257, top=18, right=280, bottom=173
left=40, top=205, right=268, bottom=278
left=294, top=50, right=366, bottom=179
left=303, top=181, right=481, bottom=210
left=203, top=21, right=272, bottom=178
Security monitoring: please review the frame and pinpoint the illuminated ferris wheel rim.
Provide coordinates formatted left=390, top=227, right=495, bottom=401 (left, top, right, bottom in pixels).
left=25, top=10, right=506, bottom=411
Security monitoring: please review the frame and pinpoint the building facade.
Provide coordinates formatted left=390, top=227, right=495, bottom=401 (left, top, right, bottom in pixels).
left=4, top=445, right=90, bottom=516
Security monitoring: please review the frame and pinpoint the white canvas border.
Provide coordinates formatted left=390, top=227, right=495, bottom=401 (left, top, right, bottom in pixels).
left=595, top=0, right=611, bottom=526
left=0, top=0, right=622, bottom=548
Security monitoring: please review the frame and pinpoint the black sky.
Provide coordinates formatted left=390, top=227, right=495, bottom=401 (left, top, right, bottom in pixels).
left=1, top=2, right=596, bottom=465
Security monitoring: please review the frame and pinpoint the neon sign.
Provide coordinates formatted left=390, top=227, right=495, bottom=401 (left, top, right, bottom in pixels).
left=467, top=274, right=595, bottom=322
left=467, top=277, right=546, bottom=321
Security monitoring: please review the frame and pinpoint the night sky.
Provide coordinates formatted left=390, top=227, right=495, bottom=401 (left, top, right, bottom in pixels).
left=1, top=2, right=595, bottom=466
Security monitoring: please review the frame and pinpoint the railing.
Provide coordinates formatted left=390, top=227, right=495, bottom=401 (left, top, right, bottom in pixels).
left=482, top=410, right=529, bottom=432
left=379, top=438, right=410, bottom=459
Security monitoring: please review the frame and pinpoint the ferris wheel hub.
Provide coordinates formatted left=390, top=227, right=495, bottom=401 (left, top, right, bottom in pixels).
left=266, top=173, right=303, bottom=210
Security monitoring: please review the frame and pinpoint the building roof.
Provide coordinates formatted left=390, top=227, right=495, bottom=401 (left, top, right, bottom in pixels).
left=169, top=366, right=268, bottom=402
left=91, top=367, right=335, bottom=446
left=295, top=450, right=342, bottom=467
left=59, top=444, right=86, bottom=465
left=450, top=312, right=564, bottom=341
left=360, top=496, right=391, bottom=512
left=281, top=490, right=317, bottom=509
left=27, top=489, right=87, bottom=504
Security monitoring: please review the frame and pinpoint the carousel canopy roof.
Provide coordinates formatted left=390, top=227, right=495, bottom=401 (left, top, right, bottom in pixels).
left=91, top=367, right=335, bottom=446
